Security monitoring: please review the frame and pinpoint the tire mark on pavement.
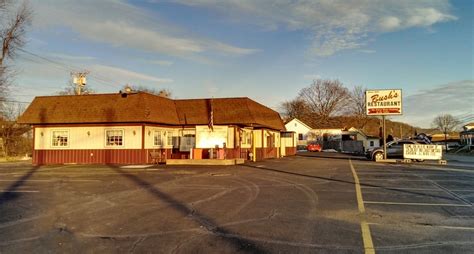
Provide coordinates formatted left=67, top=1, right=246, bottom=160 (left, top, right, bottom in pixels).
left=228, top=176, right=260, bottom=217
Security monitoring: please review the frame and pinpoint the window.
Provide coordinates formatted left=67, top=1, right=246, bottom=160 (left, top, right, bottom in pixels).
left=154, top=131, right=163, bottom=146
left=52, top=130, right=69, bottom=147
left=106, top=129, right=123, bottom=146
left=267, top=134, right=275, bottom=148
left=180, top=134, right=195, bottom=152
left=370, top=141, right=374, bottom=147
left=166, top=131, right=173, bottom=146
left=298, top=133, right=304, bottom=140
left=242, top=131, right=252, bottom=145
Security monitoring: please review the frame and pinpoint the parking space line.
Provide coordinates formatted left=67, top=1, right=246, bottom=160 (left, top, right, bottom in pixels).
left=368, top=223, right=474, bottom=231
left=0, top=180, right=52, bottom=182
left=364, top=201, right=471, bottom=207
left=410, top=166, right=474, bottom=174
left=361, top=187, right=441, bottom=191
left=0, top=190, right=39, bottom=193
left=361, top=179, right=473, bottom=182
left=349, top=159, right=375, bottom=254
left=0, top=179, right=101, bottom=183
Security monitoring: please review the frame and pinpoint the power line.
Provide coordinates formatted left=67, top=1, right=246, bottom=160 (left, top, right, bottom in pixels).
left=17, top=49, right=123, bottom=89
left=0, top=99, right=31, bottom=104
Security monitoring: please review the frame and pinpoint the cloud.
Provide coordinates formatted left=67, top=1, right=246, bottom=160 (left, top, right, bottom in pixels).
left=46, top=53, right=96, bottom=61
left=400, top=80, right=474, bottom=128
left=14, top=55, right=172, bottom=94
left=303, top=74, right=321, bottom=80
left=171, top=0, right=456, bottom=56
left=32, top=0, right=257, bottom=57
left=90, top=64, right=173, bottom=84
left=146, top=60, right=174, bottom=66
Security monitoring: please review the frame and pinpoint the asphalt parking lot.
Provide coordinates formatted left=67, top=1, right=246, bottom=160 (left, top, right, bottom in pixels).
left=1, top=156, right=473, bottom=253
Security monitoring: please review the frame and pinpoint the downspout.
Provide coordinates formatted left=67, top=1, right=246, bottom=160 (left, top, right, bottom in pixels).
left=252, top=129, right=256, bottom=162
left=142, top=124, right=146, bottom=163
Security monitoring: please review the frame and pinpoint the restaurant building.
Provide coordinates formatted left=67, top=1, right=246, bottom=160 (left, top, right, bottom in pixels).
left=18, top=91, right=295, bottom=165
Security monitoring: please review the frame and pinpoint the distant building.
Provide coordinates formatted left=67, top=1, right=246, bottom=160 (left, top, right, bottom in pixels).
left=284, top=118, right=313, bottom=148
left=18, top=92, right=295, bottom=165
left=460, top=122, right=474, bottom=148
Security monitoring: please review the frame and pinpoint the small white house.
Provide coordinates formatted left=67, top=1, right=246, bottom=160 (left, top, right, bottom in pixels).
left=348, top=128, right=380, bottom=151
left=284, top=118, right=313, bottom=147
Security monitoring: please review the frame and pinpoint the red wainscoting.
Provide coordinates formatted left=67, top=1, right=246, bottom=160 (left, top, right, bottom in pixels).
left=33, top=149, right=187, bottom=165
left=33, top=147, right=287, bottom=165
left=223, top=148, right=252, bottom=160
left=285, top=147, right=297, bottom=156
left=255, top=147, right=278, bottom=161
left=33, top=149, right=147, bottom=165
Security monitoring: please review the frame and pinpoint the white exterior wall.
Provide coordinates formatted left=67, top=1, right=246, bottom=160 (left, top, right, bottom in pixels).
left=227, top=126, right=235, bottom=148
left=262, top=130, right=280, bottom=148
left=365, top=138, right=380, bottom=150
left=285, top=119, right=312, bottom=142
left=143, top=126, right=181, bottom=149
left=253, top=129, right=262, bottom=148
left=35, top=126, right=142, bottom=150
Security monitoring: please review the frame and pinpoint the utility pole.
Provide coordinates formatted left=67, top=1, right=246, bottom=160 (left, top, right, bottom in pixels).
left=71, top=71, right=89, bottom=95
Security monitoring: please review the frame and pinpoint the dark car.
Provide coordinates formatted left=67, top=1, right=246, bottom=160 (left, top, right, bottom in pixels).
left=307, top=142, right=322, bottom=152
left=366, top=139, right=426, bottom=161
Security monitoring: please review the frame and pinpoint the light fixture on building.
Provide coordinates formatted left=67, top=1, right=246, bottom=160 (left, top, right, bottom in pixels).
left=40, top=132, right=44, bottom=137
left=148, top=130, right=151, bottom=136
left=87, top=131, right=90, bottom=136
left=133, top=130, right=136, bottom=136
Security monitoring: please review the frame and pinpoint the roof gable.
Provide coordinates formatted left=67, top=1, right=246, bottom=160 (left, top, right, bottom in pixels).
left=284, top=118, right=312, bottom=131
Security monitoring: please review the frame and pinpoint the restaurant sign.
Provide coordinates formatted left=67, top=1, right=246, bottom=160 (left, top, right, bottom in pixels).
left=403, top=144, right=443, bottom=160
left=365, top=89, right=402, bottom=115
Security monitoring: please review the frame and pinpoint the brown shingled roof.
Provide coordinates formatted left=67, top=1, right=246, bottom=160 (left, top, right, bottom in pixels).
left=18, top=93, right=179, bottom=125
left=18, top=92, right=285, bottom=130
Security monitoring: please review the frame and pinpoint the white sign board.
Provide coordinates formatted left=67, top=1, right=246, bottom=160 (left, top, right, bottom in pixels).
left=195, top=126, right=228, bottom=148
left=403, top=144, right=443, bottom=160
left=366, top=89, right=402, bottom=115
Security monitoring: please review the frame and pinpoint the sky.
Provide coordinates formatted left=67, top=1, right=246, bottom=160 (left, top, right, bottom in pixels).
left=7, top=0, right=474, bottom=128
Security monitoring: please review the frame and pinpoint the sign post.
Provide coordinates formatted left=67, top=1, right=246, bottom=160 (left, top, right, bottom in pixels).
left=366, top=89, right=403, bottom=160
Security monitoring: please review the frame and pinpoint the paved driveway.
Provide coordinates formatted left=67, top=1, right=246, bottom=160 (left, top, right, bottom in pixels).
left=0, top=157, right=473, bottom=253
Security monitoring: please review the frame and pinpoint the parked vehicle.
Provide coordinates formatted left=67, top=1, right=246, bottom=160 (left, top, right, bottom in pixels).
left=307, top=142, right=322, bottom=152
left=366, top=139, right=427, bottom=161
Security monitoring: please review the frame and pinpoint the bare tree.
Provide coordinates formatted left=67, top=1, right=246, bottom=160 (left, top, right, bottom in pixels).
left=347, top=85, right=369, bottom=129
left=432, top=114, right=459, bottom=151
left=123, top=84, right=172, bottom=98
left=0, top=0, right=31, bottom=109
left=298, top=79, right=349, bottom=122
left=0, top=1, right=31, bottom=67
left=0, top=102, right=30, bottom=157
left=280, top=98, right=310, bottom=121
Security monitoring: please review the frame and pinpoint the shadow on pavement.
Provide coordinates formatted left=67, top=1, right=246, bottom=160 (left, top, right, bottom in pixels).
left=244, top=164, right=465, bottom=204
left=110, top=166, right=267, bottom=253
left=297, top=153, right=369, bottom=161
left=0, top=166, right=40, bottom=206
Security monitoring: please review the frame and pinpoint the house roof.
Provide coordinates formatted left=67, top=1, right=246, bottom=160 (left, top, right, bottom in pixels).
left=18, top=92, right=285, bottom=130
